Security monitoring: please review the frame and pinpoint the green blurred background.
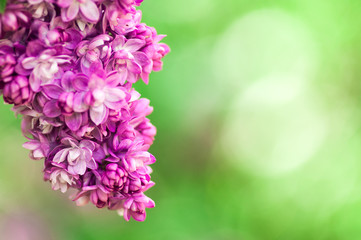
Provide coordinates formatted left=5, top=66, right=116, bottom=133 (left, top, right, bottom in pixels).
left=2, top=0, right=361, bottom=239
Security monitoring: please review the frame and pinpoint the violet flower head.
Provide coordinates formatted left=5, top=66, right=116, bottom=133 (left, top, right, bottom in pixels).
left=1, top=0, right=169, bottom=221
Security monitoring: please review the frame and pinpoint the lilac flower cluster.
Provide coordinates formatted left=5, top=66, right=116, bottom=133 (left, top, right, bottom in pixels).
left=0, top=0, right=169, bottom=221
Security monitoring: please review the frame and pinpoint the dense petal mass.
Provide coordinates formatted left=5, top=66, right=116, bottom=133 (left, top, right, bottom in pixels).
left=1, top=0, right=169, bottom=222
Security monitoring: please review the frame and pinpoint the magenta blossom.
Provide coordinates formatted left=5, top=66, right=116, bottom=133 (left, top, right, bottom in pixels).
left=23, top=132, right=52, bottom=160
left=1, top=0, right=168, bottom=222
left=48, top=167, right=77, bottom=193
left=76, top=34, right=112, bottom=74
left=106, top=36, right=150, bottom=84
left=22, top=113, right=63, bottom=135
left=53, top=137, right=97, bottom=175
left=1, top=4, right=32, bottom=33
left=20, top=48, right=72, bottom=91
left=112, top=193, right=155, bottom=222
left=57, top=0, right=100, bottom=23
left=36, top=22, right=83, bottom=49
left=75, top=70, right=129, bottom=125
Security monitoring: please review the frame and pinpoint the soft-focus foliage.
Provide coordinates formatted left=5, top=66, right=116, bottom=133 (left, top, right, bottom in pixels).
left=1, top=0, right=361, bottom=239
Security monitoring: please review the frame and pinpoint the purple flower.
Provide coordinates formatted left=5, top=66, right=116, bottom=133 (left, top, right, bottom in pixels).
left=141, top=41, right=170, bottom=84
left=41, top=71, right=79, bottom=115
left=1, top=0, right=168, bottom=221
left=105, top=5, right=141, bottom=35
left=115, top=193, right=155, bottom=222
left=75, top=185, right=109, bottom=208
left=108, top=137, right=155, bottom=174
left=77, top=70, right=129, bottom=125
left=73, top=171, right=110, bottom=208
left=123, top=141, right=155, bottom=173
left=23, top=133, right=51, bottom=160
left=53, top=137, right=97, bottom=175
left=36, top=22, right=83, bottom=49
left=135, top=118, right=156, bottom=145
left=57, top=0, right=100, bottom=23
left=20, top=48, right=72, bottom=92
left=48, top=167, right=76, bottom=193
left=25, top=114, right=62, bottom=135
left=106, top=35, right=149, bottom=84
left=149, top=42, right=170, bottom=72
left=76, top=34, right=112, bottom=74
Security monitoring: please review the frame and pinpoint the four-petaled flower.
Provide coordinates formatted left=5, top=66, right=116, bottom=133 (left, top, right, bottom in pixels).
left=57, top=0, right=100, bottom=23
left=53, top=138, right=97, bottom=175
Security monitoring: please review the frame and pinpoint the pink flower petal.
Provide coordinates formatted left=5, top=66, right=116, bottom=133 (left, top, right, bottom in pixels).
left=54, top=149, right=70, bottom=163
left=90, top=104, right=107, bottom=125
left=104, top=100, right=123, bottom=110
left=29, top=72, right=41, bottom=92
left=61, top=137, right=78, bottom=147
left=123, top=209, right=130, bottom=221
left=62, top=2, right=79, bottom=22
left=126, top=71, right=138, bottom=83
left=23, top=141, right=40, bottom=150
left=123, top=198, right=133, bottom=209
left=80, top=140, right=95, bottom=151
left=86, top=158, right=97, bottom=170
left=133, top=52, right=151, bottom=67
left=127, top=60, right=142, bottom=74
left=68, top=148, right=81, bottom=163
left=124, top=39, right=145, bottom=52
left=140, top=72, right=149, bottom=84
left=97, top=188, right=108, bottom=202
left=65, top=112, right=82, bottom=131
left=33, top=149, right=45, bottom=159
left=43, top=100, right=61, bottom=117
left=21, top=57, right=37, bottom=69
left=104, top=87, right=126, bottom=102
left=42, top=84, right=64, bottom=99
left=88, top=34, right=111, bottom=49
left=79, top=0, right=99, bottom=23
left=73, top=92, right=89, bottom=112
left=82, top=148, right=92, bottom=161
left=111, top=36, right=126, bottom=51
left=69, top=159, right=86, bottom=175
left=131, top=211, right=146, bottom=222
left=73, top=74, right=89, bottom=91
left=61, top=71, right=75, bottom=91
left=57, top=0, right=73, bottom=8
left=115, top=69, right=128, bottom=85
